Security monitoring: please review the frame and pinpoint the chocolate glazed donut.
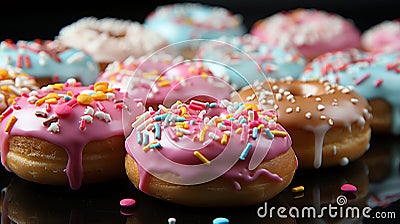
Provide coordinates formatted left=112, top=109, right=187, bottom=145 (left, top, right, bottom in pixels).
left=232, top=78, right=373, bottom=169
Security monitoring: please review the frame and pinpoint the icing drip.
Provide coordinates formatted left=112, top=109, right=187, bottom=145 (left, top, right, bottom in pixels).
left=305, top=125, right=330, bottom=169
left=0, top=80, right=125, bottom=190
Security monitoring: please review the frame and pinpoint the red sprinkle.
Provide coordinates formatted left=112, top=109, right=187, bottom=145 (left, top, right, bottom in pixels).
left=375, top=78, right=383, bottom=87
left=55, top=104, right=73, bottom=117
left=341, top=183, right=357, bottom=192
left=119, top=198, right=136, bottom=207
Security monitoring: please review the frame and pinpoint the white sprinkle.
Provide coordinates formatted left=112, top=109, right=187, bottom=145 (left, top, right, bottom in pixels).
left=339, top=157, right=349, bottom=166
left=328, top=118, right=334, bottom=126
left=317, top=104, right=325, bottom=111
left=48, top=122, right=60, bottom=133
left=315, top=97, right=322, bottom=102
left=350, top=98, right=359, bottom=104
left=305, top=112, right=312, bottom=119
left=286, top=107, right=293, bottom=113
left=320, top=115, right=326, bottom=120
left=275, top=93, right=282, bottom=101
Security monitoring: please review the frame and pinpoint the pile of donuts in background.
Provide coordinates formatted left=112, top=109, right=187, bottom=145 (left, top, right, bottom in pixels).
left=0, top=1, right=399, bottom=209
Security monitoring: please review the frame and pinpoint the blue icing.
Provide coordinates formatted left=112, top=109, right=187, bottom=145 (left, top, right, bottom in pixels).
left=197, top=35, right=307, bottom=89
left=0, top=40, right=100, bottom=85
left=300, top=49, right=400, bottom=135
left=144, top=3, right=246, bottom=44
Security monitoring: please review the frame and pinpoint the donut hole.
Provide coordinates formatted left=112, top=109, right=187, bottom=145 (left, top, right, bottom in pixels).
left=279, top=82, right=326, bottom=97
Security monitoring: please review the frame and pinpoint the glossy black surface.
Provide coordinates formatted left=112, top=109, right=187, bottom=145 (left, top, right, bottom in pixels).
left=1, top=134, right=399, bottom=224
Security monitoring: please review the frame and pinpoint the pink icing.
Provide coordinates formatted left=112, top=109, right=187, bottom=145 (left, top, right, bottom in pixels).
left=127, top=60, right=233, bottom=107
left=251, top=8, right=361, bottom=59
left=125, top=99, right=293, bottom=193
left=362, top=20, right=400, bottom=53
left=0, top=80, right=126, bottom=190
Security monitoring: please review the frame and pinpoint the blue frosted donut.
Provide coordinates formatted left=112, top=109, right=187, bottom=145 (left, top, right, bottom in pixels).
left=144, top=3, right=246, bottom=44
left=196, top=34, right=307, bottom=89
left=300, top=48, right=400, bottom=135
left=0, top=39, right=100, bottom=86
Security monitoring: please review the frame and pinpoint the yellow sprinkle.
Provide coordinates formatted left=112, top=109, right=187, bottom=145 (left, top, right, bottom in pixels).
left=221, top=134, right=229, bottom=145
left=176, top=131, right=183, bottom=137
left=45, top=98, right=58, bottom=104
left=94, top=82, right=109, bottom=92
left=180, top=106, right=187, bottom=115
left=4, top=115, right=17, bottom=134
left=77, top=94, right=93, bottom=105
left=143, top=141, right=157, bottom=152
left=188, top=66, right=196, bottom=74
left=106, top=88, right=115, bottom=92
left=45, top=93, right=60, bottom=100
left=158, top=80, right=171, bottom=87
left=225, top=114, right=233, bottom=119
left=292, top=186, right=305, bottom=193
left=200, top=72, right=208, bottom=78
left=0, top=68, right=9, bottom=77
left=244, top=103, right=258, bottom=111
left=270, top=130, right=287, bottom=137
left=194, top=151, right=210, bottom=165
left=110, top=76, right=116, bottom=82
left=8, top=95, right=16, bottom=104
left=199, top=129, right=206, bottom=142
left=1, top=86, right=9, bottom=92
left=35, top=97, right=46, bottom=106
left=50, top=83, right=64, bottom=90
left=257, top=124, right=265, bottom=130
left=235, top=127, right=242, bottom=134
left=204, top=124, right=210, bottom=131
left=192, top=135, right=198, bottom=142
left=67, top=91, right=74, bottom=97
left=91, top=92, right=107, bottom=100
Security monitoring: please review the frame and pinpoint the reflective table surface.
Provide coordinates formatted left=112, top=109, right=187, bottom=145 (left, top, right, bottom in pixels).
left=1, top=134, right=399, bottom=224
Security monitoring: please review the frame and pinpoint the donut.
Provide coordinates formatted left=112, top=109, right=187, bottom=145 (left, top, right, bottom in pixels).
left=57, top=17, right=169, bottom=71
left=96, top=53, right=184, bottom=92
left=300, top=49, right=400, bottom=135
left=124, top=99, right=297, bottom=207
left=0, top=39, right=100, bottom=87
left=0, top=79, right=134, bottom=190
left=144, top=2, right=246, bottom=58
left=362, top=19, right=400, bottom=53
left=0, top=67, right=38, bottom=113
left=250, top=8, right=362, bottom=60
left=195, top=34, right=307, bottom=90
left=125, top=59, right=233, bottom=109
left=231, top=78, right=372, bottom=169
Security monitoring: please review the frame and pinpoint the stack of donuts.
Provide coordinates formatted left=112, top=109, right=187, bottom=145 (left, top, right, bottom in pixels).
left=0, top=1, right=398, bottom=208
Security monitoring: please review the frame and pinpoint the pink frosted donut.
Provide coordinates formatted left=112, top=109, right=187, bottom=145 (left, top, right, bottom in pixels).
left=96, top=54, right=184, bottom=92
left=250, top=8, right=362, bottom=60
left=362, top=19, right=400, bottom=53
left=124, top=99, right=297, bottom=206
left=111, top=57, right=233, bottom=109
left=0, top=79, right=138, bottom=190
left=57, top=17, right=169, bottom=71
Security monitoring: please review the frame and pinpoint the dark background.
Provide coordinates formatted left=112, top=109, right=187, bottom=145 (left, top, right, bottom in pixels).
left=0, top=0, right=399, bottom=41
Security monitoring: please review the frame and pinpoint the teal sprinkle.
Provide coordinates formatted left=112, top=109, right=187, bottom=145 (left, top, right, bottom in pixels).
left=209, top=102, right=217, bottom=108
left=239, top=143, right=252, bottom=160
left=175, top=117, right=186, bottom=122
left=154, top=114, right=167, bottom=121
left=252, top=127, right=258, bottom=139
left=149, top=142, right=161, bottom=149
left=213, top=217, right=229, bottom=224
left=265, top=128, right=275, bottom=139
